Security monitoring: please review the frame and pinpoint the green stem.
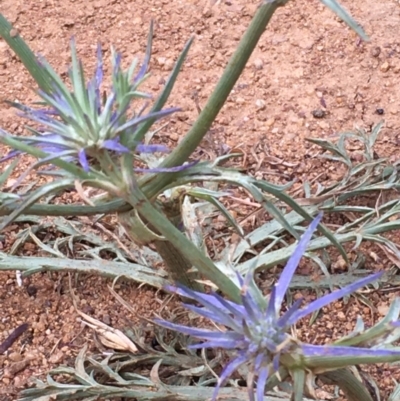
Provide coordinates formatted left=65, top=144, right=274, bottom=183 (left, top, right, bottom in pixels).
left=118, top=206, right=203, bottom=292
left=0, top=198, right=129, bottom=217
left=153, top=240, right=203, bottom=292
left=124, top=184, right=241, bottom=302
left=141, top=0, right=285, bottom=196
left=0, top=1, right=284, bottom=217
left=318, top=368, right=375, bottom=401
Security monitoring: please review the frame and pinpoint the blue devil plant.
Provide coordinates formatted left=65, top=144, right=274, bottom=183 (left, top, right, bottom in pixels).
left=0, top=22, right=244, bottom=298
left=0, top=39, right=184, bottom=174
left=1, top=2, right=400, bottom=399
left=0, top=0, right=380, bottom=298
left=155, top=215, right=400, bottom=401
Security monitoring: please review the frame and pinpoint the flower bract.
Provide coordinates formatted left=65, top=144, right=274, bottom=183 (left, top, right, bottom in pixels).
left=155, top=214, right=400, bottom=400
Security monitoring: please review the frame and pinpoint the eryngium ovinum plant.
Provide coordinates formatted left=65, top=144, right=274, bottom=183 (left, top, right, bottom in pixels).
left=0, top=0, right=382, bottom=296
left=0, top=23, right=246, bottom=296
left=1, top=1, right=400, bottom=400
left=156, top=214, right=400, bottom=401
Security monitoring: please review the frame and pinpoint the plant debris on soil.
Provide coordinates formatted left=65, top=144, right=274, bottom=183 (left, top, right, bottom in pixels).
left=1, top=0, right=400, bottom=400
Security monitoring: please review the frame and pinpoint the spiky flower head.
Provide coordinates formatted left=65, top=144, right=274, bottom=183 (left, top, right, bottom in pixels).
left=0, top=35, right=188, bottom=175
left=155, top=214, right=400, bottom=401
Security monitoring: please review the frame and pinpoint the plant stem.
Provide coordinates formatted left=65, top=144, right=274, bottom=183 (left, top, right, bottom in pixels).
left=0, top=2, right=288, bottom=295
left=318, top=368, right=375, bottom=401
left=153, top=240, right=203, bottom=291
left=141, top=1, right=285, bottom=196
left=0, top=1, right=284, bottom=216
left=124, top=184, right=242, bottom=302
left=118, top=207, right=203, bottom=292
left=0, top=198, right=129, bottom=216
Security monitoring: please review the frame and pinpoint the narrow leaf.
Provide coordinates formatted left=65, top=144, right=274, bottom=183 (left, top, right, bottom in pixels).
left=0, top=157, right=20, bottom=187
left=188, top=187, right=244, bottom=237
left=129, top=36, right=194, bottom=146
left=0, top=179, right=74, bottom=230
left=319, top=0, right=368, bottom=40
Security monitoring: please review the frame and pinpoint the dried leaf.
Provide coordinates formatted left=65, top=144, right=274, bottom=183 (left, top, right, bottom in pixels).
left=70, top=285, right=138, bottom=354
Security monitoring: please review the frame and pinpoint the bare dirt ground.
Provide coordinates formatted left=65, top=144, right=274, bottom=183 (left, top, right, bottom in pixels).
left=1, top=0, right=400, bottom=400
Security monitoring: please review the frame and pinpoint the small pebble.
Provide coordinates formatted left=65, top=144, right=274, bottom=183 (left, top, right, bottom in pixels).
left=311, top=109, right=326, bottom=119
left=265, top=118, right=275, bottom=127
left=157, top=57, right=167, bottom=67
left=169, top=132, right=179, bottom=141
left=49, top=351, right=63, bottom=364
left=102, top=314, right=111, bottom=325
left=253, top=58, right=264, bottom=70
left=255, top=99, right=266, bottom=110
left=81, top=305, right=95, bottom=315
left=380, top=61, right=390, bottom=72
left=371, top=46, right=381, bottom=58
left=8, top=352, right=22, bottom=362
left=26, top=285, right=37, bottom=297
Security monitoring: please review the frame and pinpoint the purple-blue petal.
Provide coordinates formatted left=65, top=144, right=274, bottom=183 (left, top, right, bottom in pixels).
left=172, top=287, right=244, bottom=331
left=78, top=149, right=89, bottom=171
left=277, top=298, right=303, bottom=329
left=235, top=271, right=245, bottom=287
left=113, top=52, right=122, bottom=76
left=103, top=93, right=117, bottom=123
left=0, top=132, right=72, bottom=163
left=274, top=213, right=323, bottom=311
left=272, top=353, right=280, bottom=372
left=287, top=272, right=383, bottom=326
left=165, top=285, right=246, bottom=316
left=154, top=318, right=243, bottom=342
left=211, top=291, right=248, bottom=322
left=39, top=145, right=70, bottom=154
left=115, top=107, right=180, bottom=134
left=302, top=343, right=400, bottom=359
left=95, top=43, right=104, bottom=112
left=265, top=285, right=277, bottom=323
left=28, top=133, right=70, bottom=149
left=112, top=101, right=131, bottom=129
left=188, top=339, right=243, bottom=350
left=38, top=88, right=74, bottom=117
left=19, top=109, right=66, bottom=131
left=256, top=365, right=269, bottom=401
left=153, top=318, right=196, bottom=335
left=0, top=149, right=22, bottom=162
left=136, top=144, right=170, bottom=153
left=95, top=43, right=103, bottom=88
left=183, top=303, right=243, bottom=332
left=21, top=108, right=55, bottom=123
left=185, top=330, right=243, bottom=342
left=38, top=132, right=69, bottom=143
left=133, top=55, right=150, bottom=85
left=102, top=139, right=130, bottom=153
left=212, top=354, right=249, bottom=401
left=254, top=353, right=265, bottom=371
left=241, top=286, right=264, bottom=324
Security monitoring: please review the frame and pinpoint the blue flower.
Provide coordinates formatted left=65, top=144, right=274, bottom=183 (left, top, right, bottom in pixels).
left=0, top=39, right=184, bottom=174
left=155, top=214, right=400, bottom=400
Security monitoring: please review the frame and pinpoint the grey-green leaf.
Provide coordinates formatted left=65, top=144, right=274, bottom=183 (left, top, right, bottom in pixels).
left=319, top=0, right=369, bottom=41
